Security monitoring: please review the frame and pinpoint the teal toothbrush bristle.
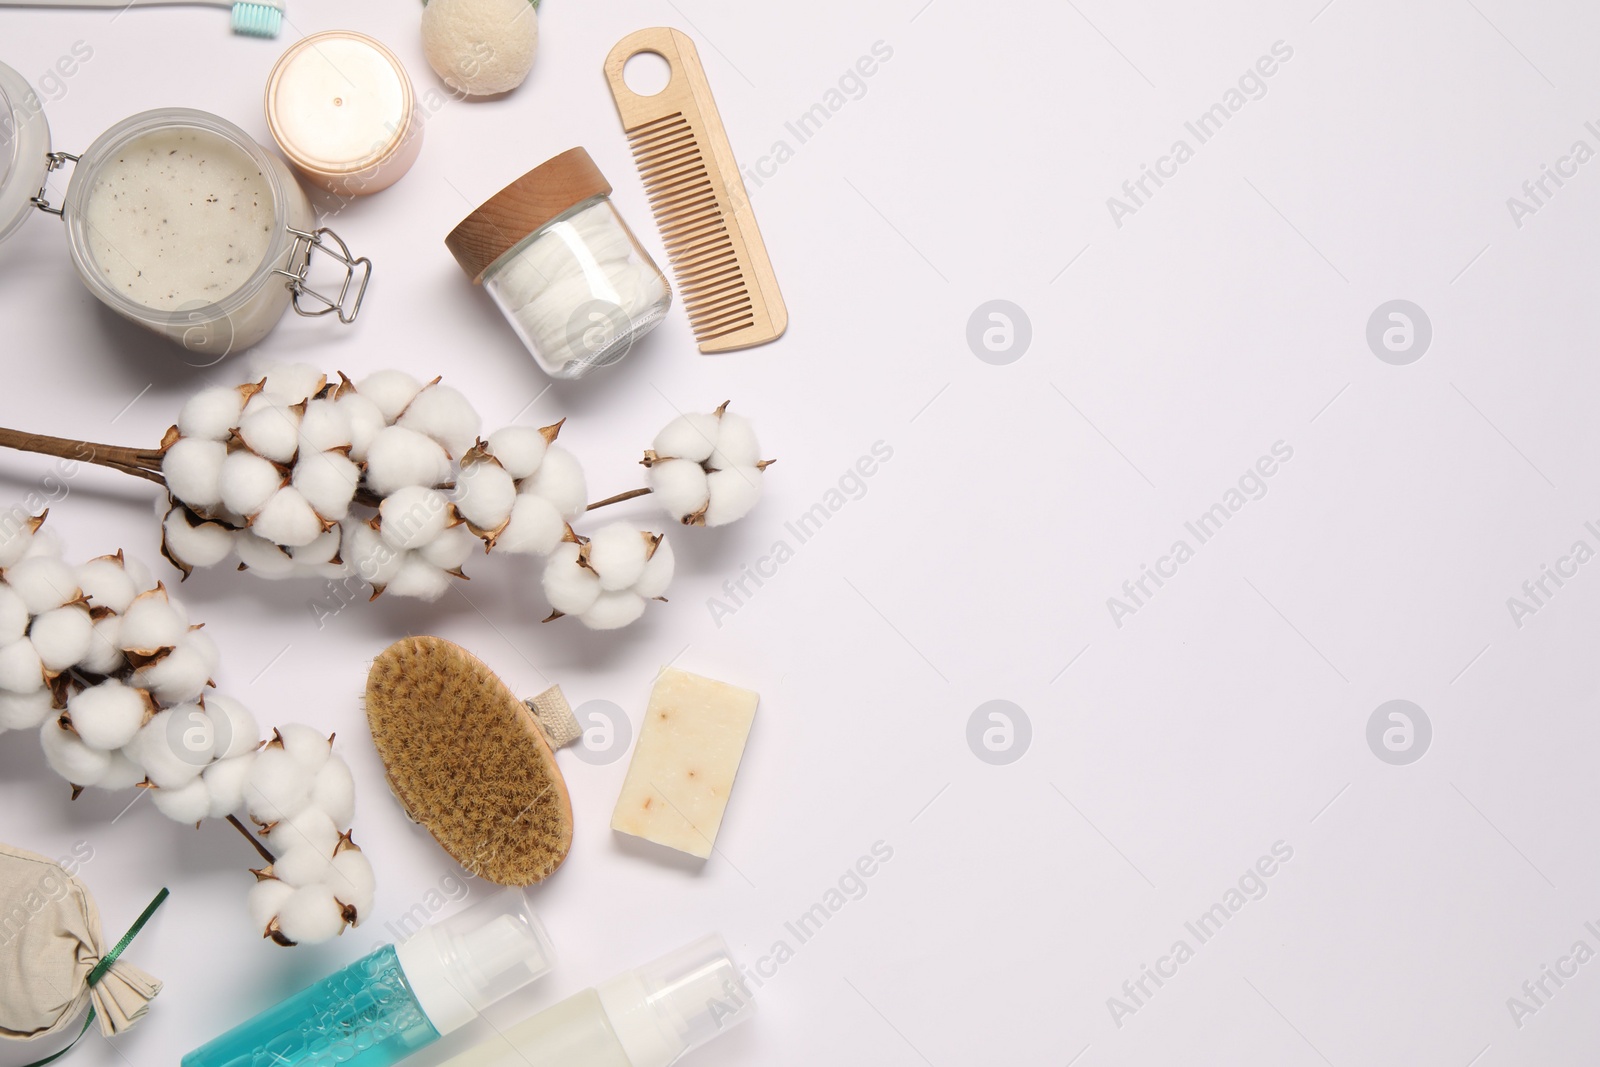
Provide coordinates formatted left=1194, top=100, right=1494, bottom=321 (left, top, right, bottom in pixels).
left=230, top=1, right=282, bottom=37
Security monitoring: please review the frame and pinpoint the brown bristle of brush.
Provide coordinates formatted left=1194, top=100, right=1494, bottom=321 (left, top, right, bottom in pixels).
left=365, top=636, right=573, bottom=886
left=606, top=27, right=787, bottom=353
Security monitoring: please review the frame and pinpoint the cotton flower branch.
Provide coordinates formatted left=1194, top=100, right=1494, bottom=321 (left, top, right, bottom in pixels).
left=0, top=368, right=774, bottom=629
left=0, top=512, right=374, bottom=946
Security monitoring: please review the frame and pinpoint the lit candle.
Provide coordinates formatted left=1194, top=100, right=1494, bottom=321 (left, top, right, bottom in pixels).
left=265, top=31, right=421, bottom=197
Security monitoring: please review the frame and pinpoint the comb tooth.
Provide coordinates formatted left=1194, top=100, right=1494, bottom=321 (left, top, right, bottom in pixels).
left=644, top=167, right=714, bottom=199
left=681, top=281, right=748, bottom=310
left=634, top=135, right=700, bottom=163
left=672, top=245, right=738, bottom=275
left=692, top=311, right=756, bottom=339
left=686, top=292, right=752, bottom=323
left=683, top=275, right=748, bottom=303
left=652, top=189, right=720, bottom=218
left=661, top=221, right=728, bottom=249
left=629, top=116, right=691, bottom=142
left=677, top=261, right=743, bottom=291
left=671, top=233, right=737, bottom=265
left=642, top=164, right=714, bottom=197
left=658, top=209, right=723, bottom=236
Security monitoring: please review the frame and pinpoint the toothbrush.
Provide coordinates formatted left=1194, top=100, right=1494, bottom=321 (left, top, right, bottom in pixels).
left=0, top=0, right=284, bottom=37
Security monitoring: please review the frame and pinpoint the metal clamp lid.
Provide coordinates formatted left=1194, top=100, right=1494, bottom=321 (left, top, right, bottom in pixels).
left=29, top=151, right=77, bottom=217
left=273, top=226, right=371, bottom=324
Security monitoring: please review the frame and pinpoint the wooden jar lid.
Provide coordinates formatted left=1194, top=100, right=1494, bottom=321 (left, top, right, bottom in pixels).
left=445, top=147, right=612, bottom=284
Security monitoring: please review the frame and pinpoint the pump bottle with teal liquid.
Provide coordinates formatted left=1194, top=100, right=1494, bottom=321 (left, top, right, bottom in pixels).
left=182, top=888, right=555, bottom=1067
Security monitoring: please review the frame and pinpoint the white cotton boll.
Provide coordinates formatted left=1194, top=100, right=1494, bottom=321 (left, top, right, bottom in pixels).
left=220, top=450, right=285, bottom=517
left=131, top=642, right=212, bottom=705
left=274, top=724, right=333, bottom=773
left=379, top=487, right=449, bottom=551
left=342, top=524, right=405, bottom=589
left=398, top=383, right=481, bottom=458
left=357, top=370, right=424, bottom=422
left=384, top=557, right=451, bottom=601
left=364, top=427, right=450, bottom=497
left=131, top=708, right=208, bottom=788
left=261, top=363, right=326, bottom=404
left=523, top=445, right=586, bottom=518
left=206, top=694, right=260, bottom=760
left=248, top=878, right=296, bottom=932
left=30, top=605, right=92, bottom=672
left=238, top=396, right=303, bottom=464
left=653, top=412, right=721, bottom=462
left=291, top=452, right=360, bottom=521
left=329, top=849, right=374, bottom=921
left=76, top=559, right=137, bottom=614
left=163, top=508, right=234, bottom=569
left=647, top=458, right=710, bottom=521
left=337, top=392, right=387, bottom=462
left=580, top=590, right=647, bottom=630
left=161, top=438, right=227, bottom=508
left=271, top=807, right=341, bottom=860
left=704, top=467, right=764, bottom=526
left=41, top=721, right=113, bottom=785
left=272, top=843, right=335, bottom=887
left=150, top=777, right=211, bottom=823
left=20, top=527, right=60, bottom=562
left=234, top=533, right=299, bottom=580
left=124, top=556, right=153, bottom=591
left=542, top=542, right=600, bottom=616
left=454, top=461, right=516, bottom=531
left=0, top=690, right=52, bottom=730
left=496, top=494, right=563, bottom=556
left=202, top=753, right=255, bottom=817
left=80, top=616, right=124, bottom=676
left=486, top=426, right=548, bottom=480
left=289, top=529, right=343, bottom=573
left=95, top=749, right=146, bottom=791
left=177, top=386, right=246, bottom=441
left=275, top=884, right=346, bottom=944
left=7, top=556, right=79, bottom=613
left=253, top=488, right=325, bottom=548
left=709, top=410, right=761, bottom=469
left=420, top=525, right=476, bottom=573
left=635, top=536, right=674, bottom=600
left=310, top=758, right=355, bottom=827
left=0, top=585, right=26, bottom=646
left=298, top=399, right=352, bottom=454
left=586, top=523, right=648, bottom=591
left=0, top=523, right=32, bottom=570
left=187, top=629, right=220, bottom=676
left=67, top=680, right=147, bottom=751
left=120, top=595, right=185, bottom=653
left=0, top=640, right=43, bottom=694
left=245, top=745, right=313, bottom=824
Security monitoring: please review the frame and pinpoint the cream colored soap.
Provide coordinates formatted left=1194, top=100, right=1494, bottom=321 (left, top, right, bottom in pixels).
left=611, top=667, right=757, bottom=859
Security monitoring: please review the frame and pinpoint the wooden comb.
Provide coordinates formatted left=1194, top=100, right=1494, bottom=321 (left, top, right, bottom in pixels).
left=604, top=28, right=787, bottom=353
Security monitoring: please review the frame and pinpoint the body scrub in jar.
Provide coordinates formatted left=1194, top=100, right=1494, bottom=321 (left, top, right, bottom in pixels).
left=445, top=148, right=670, bottom=381
left=61, top=109, right=369, bottom=358
left=266, top=30, right=423, bottom=197
left=0, top=60, right=371, bottom=361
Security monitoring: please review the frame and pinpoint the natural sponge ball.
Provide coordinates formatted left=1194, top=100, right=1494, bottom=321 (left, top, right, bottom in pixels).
left=422, top=0, right=539, bottom=97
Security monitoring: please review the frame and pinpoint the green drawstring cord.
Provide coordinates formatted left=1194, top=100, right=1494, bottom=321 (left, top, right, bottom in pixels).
left=21, top=888, right=170, bottom=1067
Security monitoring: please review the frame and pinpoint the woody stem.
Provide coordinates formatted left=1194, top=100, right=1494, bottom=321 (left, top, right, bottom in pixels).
left=227, top=814, right=276, bottom=865
left=585, top=487, right=652, bottom=512
left=0, top=427, right=167, bottom=486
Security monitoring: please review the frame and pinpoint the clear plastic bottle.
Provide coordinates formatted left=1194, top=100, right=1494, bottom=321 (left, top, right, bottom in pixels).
left=440, top=935, right=753, bottom=1067
left=182, top=889, right=555, bottom=1067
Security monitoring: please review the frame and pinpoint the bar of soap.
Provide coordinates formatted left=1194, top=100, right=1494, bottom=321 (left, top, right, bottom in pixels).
left=611, top=667, right=758, bottom=859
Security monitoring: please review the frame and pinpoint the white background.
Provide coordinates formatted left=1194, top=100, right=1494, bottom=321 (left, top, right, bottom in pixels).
left=2, top=0, right=1599, bottom=1064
